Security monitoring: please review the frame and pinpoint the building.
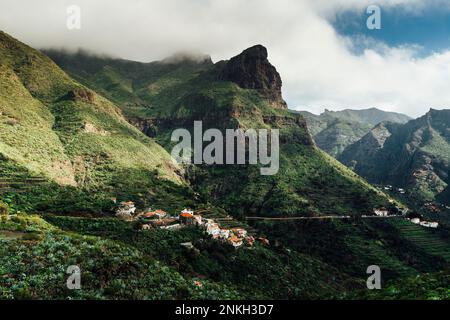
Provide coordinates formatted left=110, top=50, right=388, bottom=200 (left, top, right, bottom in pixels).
left=181, top=208, right=194, bottom=215
left=160, top=223, right=182, bottom=230
left=206, top=223, right=221, bottom=238
left=180, top=212, right=195, bottom=225
left=245, top=236, right=255, bottom=247
left=154, top=209, right=168, bottom=219
left=228, top=235, right=243, bottom=248
left=420, top=221, right=439, bottom=229
left=115, top=201, right=136, bottom=219
left=410, top=218, right=421, bottom=224
left=193, top=215, right=203, bottom=226
left=218, top=229, right=230, bottom=240
left=374, top=208, right=389, bottom=217
left=232, top=228, right=247, bottom=238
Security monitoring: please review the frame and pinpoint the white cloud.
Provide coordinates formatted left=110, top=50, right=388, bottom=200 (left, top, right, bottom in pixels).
left=0, top=0, right=449, bottom=117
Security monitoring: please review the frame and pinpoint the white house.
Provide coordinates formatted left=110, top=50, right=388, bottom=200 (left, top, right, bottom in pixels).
left=206, top=223, right=221, bottom=238
left=410, top=218, right=421, bottom=224
left=160, top=224, right=182, bottom=230
left=116, top=201, right=136, bottom=219
left=420, top=221, right=439, bottom=229
left=232, top=228, right=248, bottom=238
left=218, top=229, right=230, bottom=239
left=374, top=208, right=389, bottom=217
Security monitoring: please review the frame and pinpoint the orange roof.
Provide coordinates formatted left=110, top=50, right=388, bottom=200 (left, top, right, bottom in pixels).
left=229, top=236, right=241, bottom=242
left=154, top=209, right=167, bottom=214
left=180, top=212, right=194, bottom=218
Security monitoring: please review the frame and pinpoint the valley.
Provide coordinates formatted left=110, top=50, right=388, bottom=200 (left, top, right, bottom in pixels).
left=0, top=31, right=448, bottom=300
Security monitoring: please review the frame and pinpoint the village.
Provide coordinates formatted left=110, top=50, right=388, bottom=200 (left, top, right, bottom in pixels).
left=373, top=206, right=439, bottom=228
left=373, top=184, right=446, bottom=229
left=114, top=201, right=268, bottom=248
left=113, top=191, right=442, bottom=249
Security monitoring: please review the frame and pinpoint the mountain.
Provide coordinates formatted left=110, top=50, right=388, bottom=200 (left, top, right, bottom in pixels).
left=47, top=43, right=450, bottom=284
left=0, top=33, right=369, bottom=299
left=0, top=31, right=194, bottom=214
left=340, top=109, right=450, bottom=205
left=47, top=45, right=389, bottom=217
left=1, top=32, right=448, bottom=300
left=295, top=108, right=411, bottom=157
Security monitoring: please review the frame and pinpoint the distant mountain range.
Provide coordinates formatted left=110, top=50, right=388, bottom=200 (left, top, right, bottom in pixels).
left=294, top=106, right=450, bottom=205
left=340, top=109, right=450, bottom=205
left=295, top=108, right=411, bottom=157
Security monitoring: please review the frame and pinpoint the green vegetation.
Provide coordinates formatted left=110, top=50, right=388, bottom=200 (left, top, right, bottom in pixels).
left=353, top=272, right=450, bottom=300
left=0, top=214, right=241, bottom=300
left=1, top=33, right=448, bottom=300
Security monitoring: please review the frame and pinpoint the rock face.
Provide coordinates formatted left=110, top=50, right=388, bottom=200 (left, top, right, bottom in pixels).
left=218, top=45, right=287, bottom=109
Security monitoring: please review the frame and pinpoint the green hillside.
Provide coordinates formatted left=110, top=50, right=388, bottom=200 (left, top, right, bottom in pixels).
left=45, top=44, right=450, bottom=284
left=0, top=31, right=194, bottom=214
left=1, top=34, right=447, bottom=300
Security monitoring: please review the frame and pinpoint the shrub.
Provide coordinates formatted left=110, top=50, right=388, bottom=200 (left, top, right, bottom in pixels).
left=0, top=200, right=9, bottom=215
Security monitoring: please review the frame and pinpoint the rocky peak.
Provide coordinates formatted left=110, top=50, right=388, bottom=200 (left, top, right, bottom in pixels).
left=218, top=45, right=287, bottom=109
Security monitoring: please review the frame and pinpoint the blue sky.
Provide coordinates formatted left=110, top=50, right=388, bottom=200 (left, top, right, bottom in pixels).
left=332, top=4, right=450, bottom=56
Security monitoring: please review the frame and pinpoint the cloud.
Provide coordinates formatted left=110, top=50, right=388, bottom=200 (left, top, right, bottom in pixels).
left=0, top=0, right=449, bottom=117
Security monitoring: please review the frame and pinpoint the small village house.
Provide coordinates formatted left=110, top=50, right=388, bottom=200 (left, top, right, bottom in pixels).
left=374, top=207, right=389, bottom=217
left=115, top=201, right=136, bottom=219
left=229, top=235, right=243, bottom=248
left=232, top=228, right=247, bottom=238
left=160, top=223, right=183, bottom=230
left=420, top=221, right=439, bottom=228
left=180, top=212, right=196, bottom=225
left=219, top=229, right=230, bottom=240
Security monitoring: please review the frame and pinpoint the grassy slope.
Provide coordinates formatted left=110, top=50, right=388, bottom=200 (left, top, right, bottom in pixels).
left=0, top=31, right=195, bottom=214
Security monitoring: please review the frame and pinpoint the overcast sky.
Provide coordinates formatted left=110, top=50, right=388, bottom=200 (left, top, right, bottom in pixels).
left=1, top=0, right=450, bottom=117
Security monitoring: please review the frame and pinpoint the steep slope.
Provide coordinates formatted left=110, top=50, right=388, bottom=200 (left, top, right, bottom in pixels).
left=314, top=120, right=372, bottom=157
left=340, top=109, right=450, bottom=204
left=296, top=108, right=411, bottom=157
left=339, top=121, right=403, bottom=179
left=46, top=45, right=450, bottom=280
left=0, top=31, right=192, bottom=214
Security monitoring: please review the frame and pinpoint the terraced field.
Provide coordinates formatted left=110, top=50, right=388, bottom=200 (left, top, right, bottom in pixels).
left=388, top=219, right=450, bottom=262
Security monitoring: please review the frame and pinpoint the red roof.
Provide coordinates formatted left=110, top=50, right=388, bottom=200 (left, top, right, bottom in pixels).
left=180, top=212, right=194, bottom=218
